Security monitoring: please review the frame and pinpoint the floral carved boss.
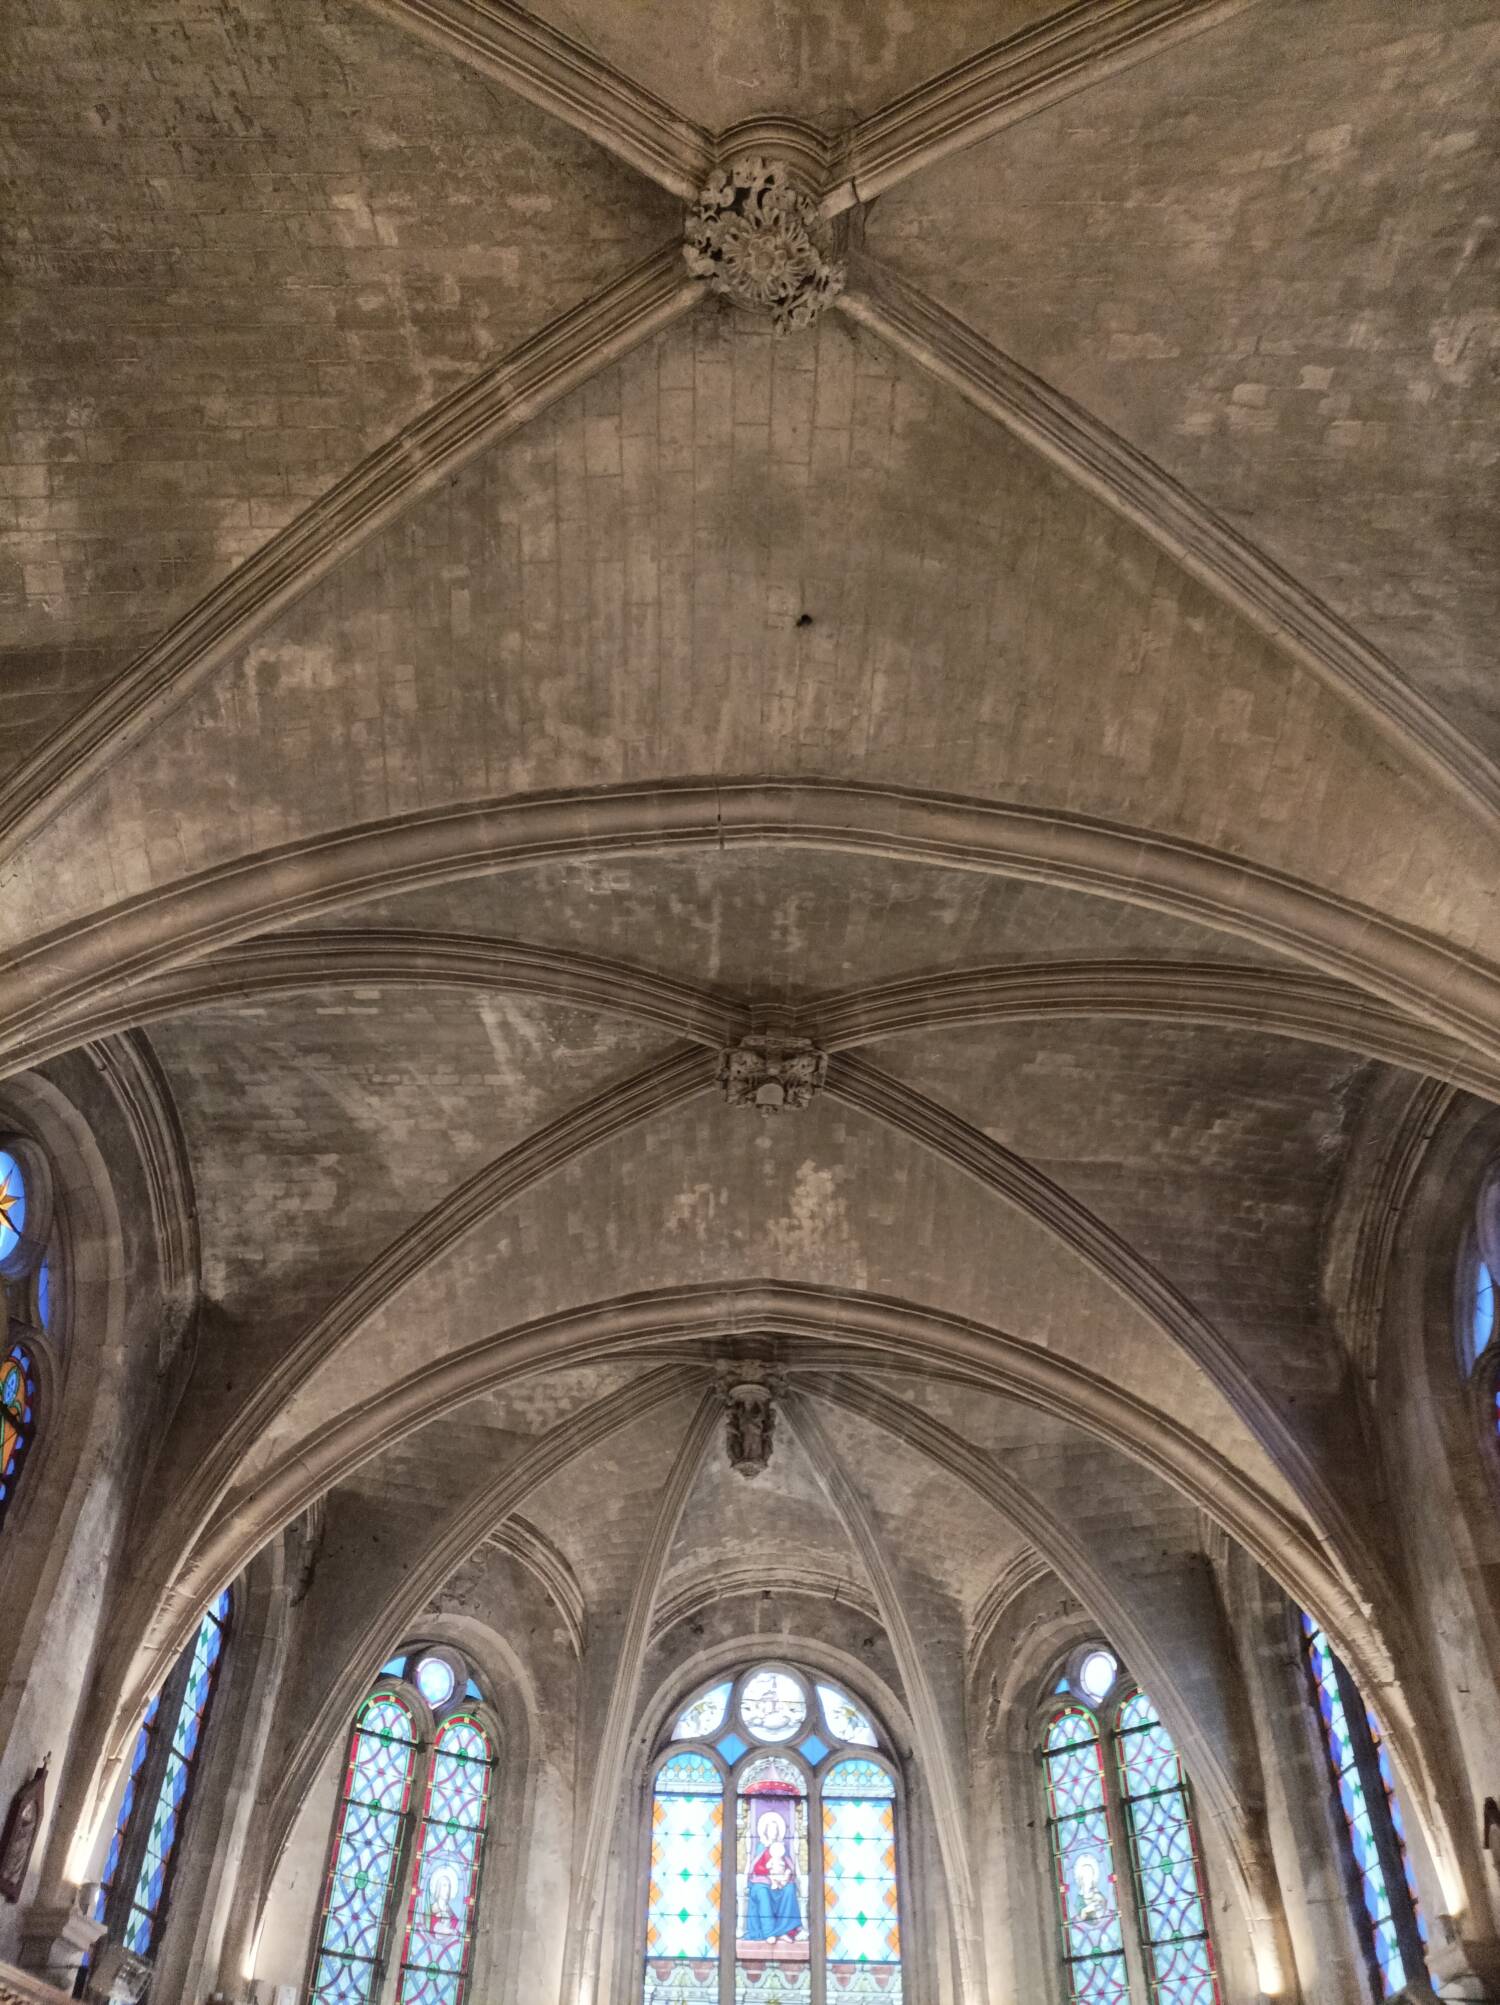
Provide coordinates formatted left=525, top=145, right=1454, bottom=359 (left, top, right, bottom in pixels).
left=684, top=157, right=845, bottom=332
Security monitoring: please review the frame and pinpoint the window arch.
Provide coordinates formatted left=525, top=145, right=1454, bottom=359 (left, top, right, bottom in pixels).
left=87, top=1590, right=232, bottom=1971
left=307, top=1645, right=496, bottom=2005
left=1300, top=1615, right=1428, bottom=2000
left=1039, top=1645, right=1220, bottom=2005
left=642, top=1662, right=904, bottom=2003
left=0, top=1137, right=55, bottom=1535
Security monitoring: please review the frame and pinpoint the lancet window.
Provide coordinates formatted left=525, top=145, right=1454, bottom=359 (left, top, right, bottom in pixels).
left=642, top=1662, right=903, bottom=2003
left=1300, top=1616, right=1428, bottom=1999
left=1457, top=1164, right=1500, bottom=1442
left=1040, top=1645, right=1220, bottom=2005
left=87, top=1591, right=232, bottom=1976
left=0, top=1139, right=56, bottom=1536
left=306, top=1645, right=496, bottom=2005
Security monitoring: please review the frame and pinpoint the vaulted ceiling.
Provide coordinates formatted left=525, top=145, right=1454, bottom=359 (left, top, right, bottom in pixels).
left=5, top=0, right=1499, bottom=1809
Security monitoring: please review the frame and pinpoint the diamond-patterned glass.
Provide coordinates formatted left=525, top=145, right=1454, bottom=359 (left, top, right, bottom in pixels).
left=644, top=1751, right=723, bottom=2004
left=310, top=1692, right=419, bottom=2003
left=395, top=1716, right=493, bottom=2005
left=1043, top=1707, right=1131, bottom=2005
left=1114, top=1691, right=1221, bottom=2005
left=822, top=1759, right=902, bottom=1999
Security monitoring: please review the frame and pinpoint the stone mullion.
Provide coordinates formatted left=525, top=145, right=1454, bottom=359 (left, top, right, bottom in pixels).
left=1101, top=1714, right=1155, bottom=2005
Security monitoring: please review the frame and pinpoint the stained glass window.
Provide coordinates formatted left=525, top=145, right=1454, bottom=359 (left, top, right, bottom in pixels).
left=736, top=1755, right=810, bottom=2002
left=823, top=1759, right=901, bottom=2000
left=673, top=1682, right=732, bottom=1742
left=311, top=1693, right=419, bottom=2002
left=1040, top=1650, right=1222, bottom=2005
left=414, top=1656, right=456, bottom=1711
left=1078, top=1651, right=1119, bottom=1706
left=740, top=1670, right=806, bottom=1743
left=1301, top=1617, right=1427, bottom=1999
left=644, top=1753, right=723, bottom=2005
left=308, top=1648, right=496, bottom=2005
left=396, top=1716, right=493, bottom=2005
left=89, top=1592, right=232, bottom=1967
left=642, top=1664, right=903, bottom=2005
left=1114, top=1693, right=1220, bottom=2005
left=816, top=1684, right=879, bottom=1748
left=1043, top=1707, right=1131, bottom=2005
left=0, top=1343, right=36, bottom=1532
left=0, top=1150, right=26, bottom=1270
left=1474, top=1260, right=1496, bottom=1363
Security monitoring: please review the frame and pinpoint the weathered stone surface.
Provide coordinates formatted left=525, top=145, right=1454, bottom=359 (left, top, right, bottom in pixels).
left=870, top=0, right=1500, bottom=756
left=0, top=0, right=678, bottom=778
left=5, top=8, right=1499, bottom=2004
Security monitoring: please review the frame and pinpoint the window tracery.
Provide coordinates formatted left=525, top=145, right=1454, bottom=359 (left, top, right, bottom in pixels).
left=1039, top=1646, right=1220, bottom=2005
left=1300, top=1615, right=1428, bottom=2000
left=644, top=1662, right=903, bottom=2003
left=307, top=1645, right=495, bottom=2005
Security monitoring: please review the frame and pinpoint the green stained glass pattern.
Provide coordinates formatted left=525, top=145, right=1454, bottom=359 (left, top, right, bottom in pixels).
left=822, top=1760, right=902, bottom=1997
left=310, top=1693, right=419, bottom=2003
left=1043, top=1707, right=1131, bottom=2005
left=395, top=1716, right=493, bottom=2005
left=644, top=1752, right=723, bottom=2004
left=1114, top=1692, right=1220, bottom=2005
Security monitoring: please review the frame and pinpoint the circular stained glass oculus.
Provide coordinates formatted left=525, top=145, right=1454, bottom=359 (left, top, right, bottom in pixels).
left=1077, top=1648, right=1119, bottom=1705
left=740, top=1668, right=806, bottom=1742
left=0, top=1153, right=25, bottom=1270
left=414, top=1655, right=457, bottom=1710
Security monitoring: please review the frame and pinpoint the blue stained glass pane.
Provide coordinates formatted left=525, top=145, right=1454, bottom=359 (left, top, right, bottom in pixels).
left=1115, top=1691, right=1221, bottom=2005
left=1043, top=1707, right=1130, bottom=2005
left=380, top=1656, right=406, bottom=1679
left=644, top=1752, right=722, bottom=2002
left=0, top=1151, right=25, bottom=1267
left=1301, top=1616, right=1421, bottom=1999
left=395, top=1717, right=492, bottom=2005
left=1473, top=1262, right=1495, bottom=1363
left=717, top=1733, right=748, bottom=1764
left=121, top=1595, right=231, bottom=1952
left=36, top=1259, right=50, bottom=1331
left=797, top=1734, right=829, bottom=1765
left=311, top=1694, right=419, bottom=2003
